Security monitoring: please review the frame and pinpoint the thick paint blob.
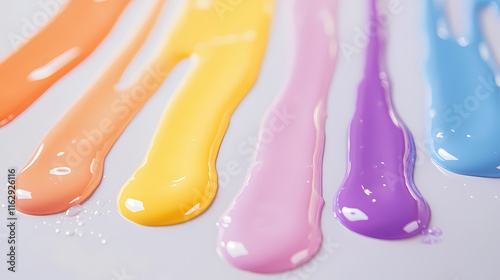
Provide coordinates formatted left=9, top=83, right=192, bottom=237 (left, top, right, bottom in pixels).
left=216, top=0, right=337, bottom=273
left=423, top=0, right=500, bottom=177
left=117, top=0, right=275, bottom=226
left=16, top=0, right=166, bottom=215
left=0, top=0, right=131, bottom=127
left=333, top=0, right=430, bottom=240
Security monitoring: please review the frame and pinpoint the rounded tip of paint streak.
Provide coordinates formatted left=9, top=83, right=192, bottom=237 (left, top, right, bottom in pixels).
left=15, top=160, right=101, bottom=216
left=334, top=179, right=431, bottom=240
left=216, top=212, right=324, bottom=273
left=116, top=174, right=217, bottom=227
left=216, top=236, right=322, bottom=274
left=429, top=146, right=500, bottom=178
left=15, top=188, right=80, bottom=216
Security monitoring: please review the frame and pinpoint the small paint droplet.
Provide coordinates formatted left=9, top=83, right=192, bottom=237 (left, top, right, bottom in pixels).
left=101, top=239, right=107, bottom=245
left=421, top=235, right=441, bottom=244
left=432, top=230, right=442, bottom=237
left=55, top=229, right=60, bottom=234
left=65, top=230, right=74, bottom=236
left=424, top=227, right=443, bottom=237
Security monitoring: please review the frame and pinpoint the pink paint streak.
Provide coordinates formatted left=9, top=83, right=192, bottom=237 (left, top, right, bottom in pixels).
left=216, top=0, right=337, bottom=273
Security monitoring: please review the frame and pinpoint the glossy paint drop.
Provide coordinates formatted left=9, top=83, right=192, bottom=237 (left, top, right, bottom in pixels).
left=423, top=0, right=500, bottom=177
left=333, top=0, right=430, bottom=240
left=16, top=0, right=166, bottom=215
left=0, top=0, right=131, bottom=126
left=216, top=0, right=337, bottom=273
left=117, top=0, right=275, bottom=226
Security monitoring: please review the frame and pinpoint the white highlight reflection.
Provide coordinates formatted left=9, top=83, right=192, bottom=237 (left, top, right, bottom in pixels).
left=21, top=144, right=44, bottom=173
left=125, top=199, right=145, bottom=213
left=226, top=241, right=249, bottom=258
left=185, top=203, right=200, bottom=215
left=16, top=189, right=32, bottom=200
left=49, top=167, right=71, bottom=175
left=403, top=220, right=420, bottom=233
left=291, top=249, right=309, bottom=265
left=27, top=47, right=80, bottom=81
left=437, top=148, right=459, bottom=161
left=341, top=207, right=369, bottom=222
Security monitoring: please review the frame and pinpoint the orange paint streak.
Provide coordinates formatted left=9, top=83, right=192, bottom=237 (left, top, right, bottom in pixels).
left=0, top=0, right=131, bottom=126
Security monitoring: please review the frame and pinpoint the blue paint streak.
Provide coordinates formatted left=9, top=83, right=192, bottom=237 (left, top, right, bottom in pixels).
left=423, top=0, right=500, bottom=177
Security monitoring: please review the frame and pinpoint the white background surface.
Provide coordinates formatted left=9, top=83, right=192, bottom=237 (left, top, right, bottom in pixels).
left=0, top=0, right=500, bottom=279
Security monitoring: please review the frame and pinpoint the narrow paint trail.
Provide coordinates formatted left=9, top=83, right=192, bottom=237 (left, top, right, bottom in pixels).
left=333, top=0, right=430, bottom=240
left=0, top=0, right=131, bottom=126
left=216, top=0, right=337, bottom=273
left=423, top=0, right=500, bottom=177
